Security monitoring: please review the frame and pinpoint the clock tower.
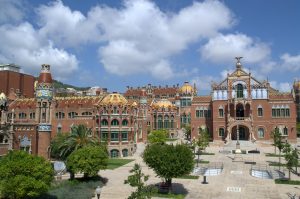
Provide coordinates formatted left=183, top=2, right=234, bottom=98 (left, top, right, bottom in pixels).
left=35, top=64, right=54, bottom=159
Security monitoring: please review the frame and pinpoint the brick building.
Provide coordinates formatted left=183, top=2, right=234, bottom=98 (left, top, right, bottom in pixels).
left=0, top=64, right=35, bottom=98
left=191, top=58, right=297, bottom=142
left=0, top=58, right=298, bottom=159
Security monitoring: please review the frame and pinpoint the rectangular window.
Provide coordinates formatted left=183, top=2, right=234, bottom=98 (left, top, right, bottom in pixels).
left=101, top=131, right=108, bottom=141
left=218, top=128, right=225, bottom=137
left=272, top=109, right=276, bottom=117
left=285, top=109, right=290, bottom=117
left=276, top=109, right=281, bottom=117
left=122, top=131, right=128, bottom=141
left=207, top=110, right=211, bottom=118
left=199, top=110, right=204, bottom=117
left=258, top=108, right=263, bottom=117
left=111, top=132, right=119, bottom=141
left=196, top=110, right=200, bottom=118
left=219, top=109, right=224, bottom=117
left=283, top=128, right=288, bottom=136
left=281, top=109, right=285, bottom=117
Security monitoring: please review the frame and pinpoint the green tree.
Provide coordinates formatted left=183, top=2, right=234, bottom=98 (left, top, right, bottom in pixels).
left=271, top=128, right=285, bottom=171
left=183, top=124, right=191, bottom=140
left=50, top=133, right=69, bottom=160
left=0, top=151, right=54, bottom=199
left=196, top=128, right=210, bottom=167
left=56, top=124, right=100, bottom=160
left=143, top=144, right=194, bottom=189
left=124, top=164, right=155, bottom=199
left=66, top=145, right=108, bottom=179
left=148, top=129, right=168, bottom=144
left=283, top=143, right=299, bottom=179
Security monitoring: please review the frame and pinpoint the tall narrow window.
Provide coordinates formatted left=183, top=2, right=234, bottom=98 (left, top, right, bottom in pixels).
left=236, top=84, right=244, bottom=98
left=258, top=107, right=263, bottom=117
left=219, top=108, right=224, bottom=117
left=218, top=128, right=225, bottom=137
left=283, top=127, right=288, bottom=136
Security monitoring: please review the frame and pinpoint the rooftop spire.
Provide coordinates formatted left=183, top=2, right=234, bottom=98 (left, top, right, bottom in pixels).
left=235, top=56, right=243, bottom=69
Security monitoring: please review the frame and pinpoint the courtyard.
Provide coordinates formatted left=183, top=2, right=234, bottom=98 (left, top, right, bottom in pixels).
left=93, top=140, right=300, bottom=199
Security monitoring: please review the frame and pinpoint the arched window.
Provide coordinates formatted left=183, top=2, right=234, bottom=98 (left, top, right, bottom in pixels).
left=283, top=127, right=288, bottom=136
left=236, top=84, right=244, bottom=98
left=82, top=112, right=92, bottom=116
left=170, top=115, right=174, bottom=129
left=158, top=115, right=163, bottom=129
left=122, top=149, right=128, bottom=157
left=110, top=149, right=119, bottom=158
left=101, top=119, right=108, bottom=126
left=122, top=119, right=128, bottom=126
left=55, top=112, right=65, bottom=119
left=258, top=128, right=264, bottom=138
left=164, top=115, right=169, bottom=129
left=111, top=119, right=119, bottom=126
left=113, top=107, right=118, bottom=114
left=218, top=128, right=225, bottom=137
left=68, top=112, right=78, bottom=118
left=19, top=112, right=27, bottom=119
left=29, top=112, right=35, bottom=119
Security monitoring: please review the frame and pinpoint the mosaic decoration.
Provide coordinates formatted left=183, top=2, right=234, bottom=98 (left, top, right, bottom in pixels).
left=36, top=89, right=53, bottom=100
left=20, top=136, right=31, bottom=147
left=38, top=124, right=52, bottom=132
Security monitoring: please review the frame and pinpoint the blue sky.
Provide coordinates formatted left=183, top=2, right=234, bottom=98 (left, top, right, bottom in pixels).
left=0, top=0, right=299, bottom=94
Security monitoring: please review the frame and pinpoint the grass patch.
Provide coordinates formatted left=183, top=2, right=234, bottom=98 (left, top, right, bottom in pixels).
left=265, top=153, right=285, bottom=157
left=196, top=152, right=215, bottom=155
left=151, top=192, right=186, bottom=199
left=194, top=160, right=209, bottom=164
left=166, top=138, right=178, bottom=141
left=275, top=179, right=300, bottom=185
left=176, top=175, right=199, bottom=179
left=38, top=176, right=104, bottom=199
left=106, top=158, right=134, bottom=170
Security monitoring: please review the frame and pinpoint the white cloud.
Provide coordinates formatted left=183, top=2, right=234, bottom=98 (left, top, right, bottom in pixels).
left=191, top=75, right=216, bottom=92
left=0, top=22, right=78, bottom=80
left=200, top=33, right=271, bottom=64
left=280, top=53, right=300, bottom=72
left=0, top=0, right=24, bottom=24
left=97, top=0, right=234, bottom=78
left=33, top=0, right=234, bottom=79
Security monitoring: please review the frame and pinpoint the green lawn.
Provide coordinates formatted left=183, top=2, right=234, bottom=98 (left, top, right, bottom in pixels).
left=194, top=160, right=209, bottom=164
left=151, top=192, right=186, bottom=199
left=265, top=153, right=285, bottom=157
left=275, top=179, right=300, bottom=185
left=196, top=152, right=215, bottom=155
left=106, top=158, right=134, bottom=170
left=176, top=175, right=199, bottom=179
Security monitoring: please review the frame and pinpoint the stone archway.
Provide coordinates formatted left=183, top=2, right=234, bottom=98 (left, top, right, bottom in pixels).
left=231, top=125, right=249, bottom=140
left=227, top=122, right=254, bottom=141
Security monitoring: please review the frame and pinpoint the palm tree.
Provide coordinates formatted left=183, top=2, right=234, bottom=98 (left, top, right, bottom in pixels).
left=58, top=124, right=99, bottom=159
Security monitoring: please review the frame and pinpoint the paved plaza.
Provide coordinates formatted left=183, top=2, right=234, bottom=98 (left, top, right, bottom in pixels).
left=94, top=140, right=300, bottom=199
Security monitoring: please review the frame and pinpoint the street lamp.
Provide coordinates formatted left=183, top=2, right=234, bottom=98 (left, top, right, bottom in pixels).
left=95, top=186, right=101, bottom=199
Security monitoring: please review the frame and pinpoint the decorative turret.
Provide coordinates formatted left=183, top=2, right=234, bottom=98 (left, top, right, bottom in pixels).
left=35, top=64, right=54, bottom=159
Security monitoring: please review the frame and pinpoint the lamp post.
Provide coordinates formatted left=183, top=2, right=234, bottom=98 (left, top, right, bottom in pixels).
left=95, top=186, right=101, bottom=199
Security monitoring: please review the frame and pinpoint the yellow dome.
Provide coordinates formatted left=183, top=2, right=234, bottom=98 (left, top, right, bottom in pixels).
left=294, top=81, right=300, bottom=89
left=131, top=101, right=138, bottom=107
left=151, top=99, right=174, bottom=108
left=0, top=92, right=7, bottom=101
left=100, top=93, right=128, bottom=105
left=179, top=81, right=194, bottom=94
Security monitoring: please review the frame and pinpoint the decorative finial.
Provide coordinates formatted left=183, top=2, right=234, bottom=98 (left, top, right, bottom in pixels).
left=235, top=57, right=243, bottom=69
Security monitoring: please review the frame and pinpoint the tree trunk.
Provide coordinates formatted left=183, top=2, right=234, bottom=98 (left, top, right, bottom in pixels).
left=83, top=173, right=88, bottom=179
left=279, top=150, right=281, bottom=171
left=274, top=146, right=276, bottom=154
left=289, top=170, right=291, bottom=180
left=166, top=178, right=172, bottom=190
left=70, top=172, right=75, bottom=180
left=197, top=153, right=200, bottom=167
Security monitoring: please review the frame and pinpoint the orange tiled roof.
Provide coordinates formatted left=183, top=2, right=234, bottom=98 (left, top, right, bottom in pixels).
left=192, top=96, right=212, bottom=103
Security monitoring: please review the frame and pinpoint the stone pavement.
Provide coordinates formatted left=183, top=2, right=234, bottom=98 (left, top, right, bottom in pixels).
left=93, top=141, right=300, bottom=199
